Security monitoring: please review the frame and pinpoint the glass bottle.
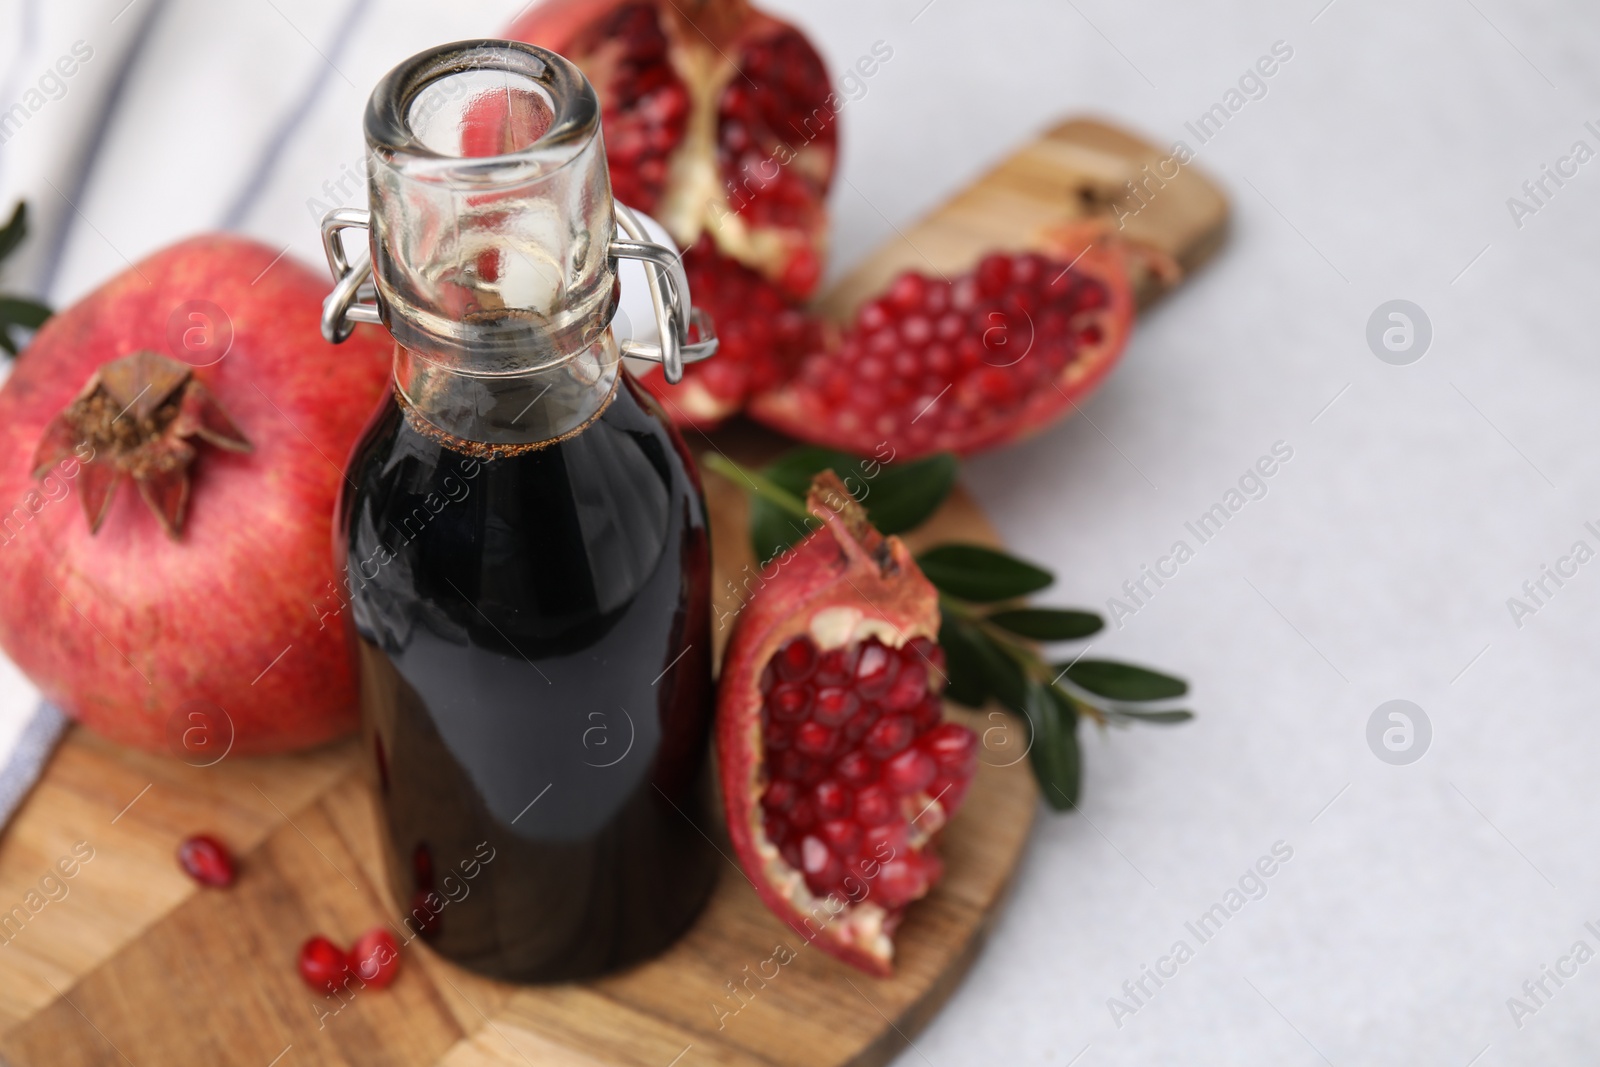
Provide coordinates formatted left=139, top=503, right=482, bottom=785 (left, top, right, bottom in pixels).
left=319, top=40, right=720, bottom=982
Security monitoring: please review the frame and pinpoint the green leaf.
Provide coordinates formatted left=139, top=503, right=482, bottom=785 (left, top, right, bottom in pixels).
left=0, top=296, right=51, bottom=330
left=0, top=203, right=26, bottom=266
left=749, top=501, right=820, bottom=566
left=748, top=447, right=958, bottom=562
left=759, top=446, right=857, bottom=496
left=986, top=607, right=1103, bottom=641
left=917, top=543, right=1054, bottom=603
left=1025, top=681, right=1080, bottom=810
left=971, top=626, right=1027, bottom=713
left=859, top=452, right=957, bottom=534
left=938, top=617, right=991, bottom=708
left=1109, top=708, right=1194, bottom=724
left=937, top=615, right=1028, bottom=712
left=1060, top=659, right=1188, bottom=702
left=748, top=447, right=846, bottom=562
left=0, top=330, right=15, bottom=357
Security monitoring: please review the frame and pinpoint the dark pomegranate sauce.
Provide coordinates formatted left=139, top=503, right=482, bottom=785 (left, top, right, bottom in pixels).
left=339, top=372, right=717, bottom=981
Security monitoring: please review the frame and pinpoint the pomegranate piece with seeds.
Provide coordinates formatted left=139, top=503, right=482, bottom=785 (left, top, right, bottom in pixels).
left=717, top=471, right=978, bottom=975
left=505, top=0, right=837, bottom=426
left=176, top=834, right=236, bottom=888
left=644, top=238, right=827, bottom=428
left=750, top=224, right=1137, bottom=459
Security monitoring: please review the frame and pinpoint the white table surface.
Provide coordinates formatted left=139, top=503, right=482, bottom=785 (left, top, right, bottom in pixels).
left=8, top=1, right=1600, bottom=1063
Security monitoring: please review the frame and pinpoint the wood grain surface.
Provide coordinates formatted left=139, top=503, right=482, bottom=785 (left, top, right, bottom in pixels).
left=0, top=117, right=1226, bottom=1067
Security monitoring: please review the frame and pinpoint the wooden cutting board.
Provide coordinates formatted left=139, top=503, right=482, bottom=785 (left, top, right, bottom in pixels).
left=0, top=118, right=1225, bottom=1066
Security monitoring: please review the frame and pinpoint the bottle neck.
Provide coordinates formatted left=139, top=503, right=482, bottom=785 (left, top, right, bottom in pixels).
left=395, top=327, right=621, bottom=449
left=358, top=40, right=623, bottom=449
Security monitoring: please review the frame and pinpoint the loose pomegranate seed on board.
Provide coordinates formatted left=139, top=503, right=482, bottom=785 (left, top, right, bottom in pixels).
left=298, top=936, right=350, bottom=995
left=348, top=927, right=402, bottom=989
left=176, top=834, right=236, bottom=888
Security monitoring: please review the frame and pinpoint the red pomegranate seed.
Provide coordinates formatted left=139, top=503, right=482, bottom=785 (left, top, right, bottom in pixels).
left=821, top=818, right=862, bottom=856
left=859, top=300, right=892, bottom=333
left=975, top=254, right=1012, bottom=297
left=854, top=785, right=896, bottom=827
left=886, top=273, right=926, bottom=312
left=842, top=707, right=881, bottom=747
left=925, top=721, right=979, bottom=769
left=770, top=683, right=812, bottom=721
left=298, top=936, right=350, bottom=995
left=899, top=316, right=933, bottom=347
left=813, top=686, right=859, bottom=725
left=875, top=856, right=939, bottom=909
left=862, top=822, right=910, bottom=859
left=800, top=835, right=843, bottom=886
left=774, top=636, right=817, bottom=681
left=883, top=748, right=937, bottom=796
left=814, top=647, right=855, bottom=685
left=780, top=750, right=829, bottom=786
left=854, top=642, right=897, bottom=697
left=763, top=779, right=797, bottom=812
left=766, top=721, right=794, bottom=750
left=789, top=798, right=816, bottom=831
left=835, top=750, right=878, bottom=786
left=794, top=720, right=838, bottom=758
left=911, top=693, right=943, bottom=731
left=864, top=714, right=915, bottom=759
left=880, top=663, right=928, bottom=712
left=177, top=834, right=236, bottom=888
left=812, top=779, right=851, bottom=820
left=348, top=927, right=402, bottom=989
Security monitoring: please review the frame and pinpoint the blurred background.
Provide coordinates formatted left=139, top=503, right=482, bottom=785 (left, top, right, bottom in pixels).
left=3, top=0, right=1600, bottom=1064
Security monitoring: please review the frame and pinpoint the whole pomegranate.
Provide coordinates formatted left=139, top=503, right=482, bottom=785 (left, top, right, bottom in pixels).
left=505, top=0, right=837, bottom=425
left=0, top=236, right=391, bottom=755
left=750, top=223, right=1138, bottom=459
left=718, top=471, right=977, bottom=975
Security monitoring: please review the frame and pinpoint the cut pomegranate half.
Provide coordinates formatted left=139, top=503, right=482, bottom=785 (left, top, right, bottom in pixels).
left=717, top=471, right=977, bottom=975
left=505, top=0, right=837, bottom=423
left=749, top=223, right=1137, bottom=459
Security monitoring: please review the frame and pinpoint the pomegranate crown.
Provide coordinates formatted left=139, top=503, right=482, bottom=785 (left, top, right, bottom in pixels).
left=31, top=350, right=251, bottom=539
left=806, top=470, right=897, bottom=578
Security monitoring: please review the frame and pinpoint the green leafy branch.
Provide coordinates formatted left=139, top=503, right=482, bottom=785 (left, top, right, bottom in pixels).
left=704, top=446, right=1192, bottom=811
left=0, top=203, right=53, bottom=357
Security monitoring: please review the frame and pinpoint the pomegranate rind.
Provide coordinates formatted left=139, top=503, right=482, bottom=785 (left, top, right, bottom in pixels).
left=748, top=226, right=1137, bottom=459
left=716, top=474, right=941, bottom=975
